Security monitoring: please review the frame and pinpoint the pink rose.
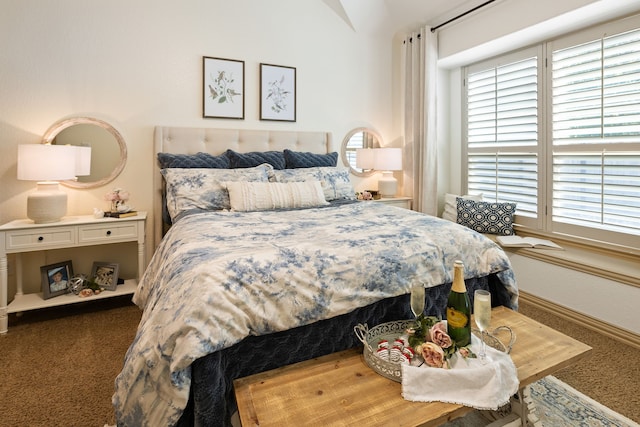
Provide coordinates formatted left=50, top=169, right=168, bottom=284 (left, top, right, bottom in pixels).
left=420, top=342, right=445, bottom=368
left=429, top=322, right=452, bottom=349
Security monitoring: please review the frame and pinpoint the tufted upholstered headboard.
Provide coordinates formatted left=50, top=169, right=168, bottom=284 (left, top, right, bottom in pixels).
left=153, top=126, right=334, bottom=247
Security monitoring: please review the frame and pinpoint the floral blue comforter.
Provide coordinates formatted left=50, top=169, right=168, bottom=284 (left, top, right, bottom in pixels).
left=113, top=202, right=517, bottom=426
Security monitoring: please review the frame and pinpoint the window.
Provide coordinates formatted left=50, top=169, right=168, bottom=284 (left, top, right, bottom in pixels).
left=466, top=49, right=541, bottom=229
left=464, top=16, right=640, bottom=248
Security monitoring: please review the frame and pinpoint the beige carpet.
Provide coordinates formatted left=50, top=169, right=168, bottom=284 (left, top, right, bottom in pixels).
left=0, top=297, right=140, bottom=426
left=0, top=296, right=638, bottom=426
left=517, top=301, right=640, bottom=423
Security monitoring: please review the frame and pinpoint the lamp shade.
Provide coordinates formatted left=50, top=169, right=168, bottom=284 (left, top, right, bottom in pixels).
left=373, top=148, right=402, bottom=171
left=355, top=148, right=376, bottom=170
left=17, top=144, right=77, bottom=181
left=74, top=145, right=92, bottom=176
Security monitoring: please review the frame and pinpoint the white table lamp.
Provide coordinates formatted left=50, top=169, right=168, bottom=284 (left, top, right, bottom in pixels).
left=17, top=144, right=90, bottom=223
left=374, top=148, right=402, bottom=198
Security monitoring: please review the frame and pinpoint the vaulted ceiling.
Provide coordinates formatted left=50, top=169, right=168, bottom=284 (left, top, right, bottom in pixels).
left=322, top=0, right=490, bottom=34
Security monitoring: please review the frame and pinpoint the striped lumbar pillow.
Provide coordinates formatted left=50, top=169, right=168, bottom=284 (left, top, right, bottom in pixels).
left=225, top=180, right=329, bottom=212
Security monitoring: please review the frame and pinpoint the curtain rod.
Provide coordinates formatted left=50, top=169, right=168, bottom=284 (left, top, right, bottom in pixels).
left=430, top=0, right=496, bottom=32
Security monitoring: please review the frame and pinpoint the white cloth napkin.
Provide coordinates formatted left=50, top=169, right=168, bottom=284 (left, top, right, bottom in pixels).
left=401, top=334, right=519, bottom=410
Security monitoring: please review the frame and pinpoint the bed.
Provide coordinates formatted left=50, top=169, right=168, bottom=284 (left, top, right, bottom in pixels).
left=112, top=126, right=518, bottom=427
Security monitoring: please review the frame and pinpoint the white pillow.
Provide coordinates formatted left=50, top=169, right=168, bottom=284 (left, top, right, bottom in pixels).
left=225, top=180, right=329, bottom=212
left=442, top=193, right=482, bottom=222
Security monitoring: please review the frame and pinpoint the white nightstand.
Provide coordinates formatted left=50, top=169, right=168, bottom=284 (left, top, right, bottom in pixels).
left=371, top=196, right=412, bottom=210
left=0, top=212, right=146, bottom=334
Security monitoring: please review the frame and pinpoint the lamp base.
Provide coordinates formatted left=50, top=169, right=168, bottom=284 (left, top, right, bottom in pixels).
left=27, top=182, right=67, bottom=223
left=378, top=172, right=398, bottom=198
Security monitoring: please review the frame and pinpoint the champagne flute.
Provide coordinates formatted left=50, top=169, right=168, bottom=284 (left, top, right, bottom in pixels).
left=474, top=289, right=491, bottom=364
left=410, top=284, right=425, bottom=326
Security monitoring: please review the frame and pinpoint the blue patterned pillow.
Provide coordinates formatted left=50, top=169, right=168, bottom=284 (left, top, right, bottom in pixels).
left=157, top=152, right=230, bottom=169
left=225, top=149, right=286, bottom=170
left=272, top=167, right=355, bottom=201
left=283, top=149, right=338, bottom=168
left=159, top=152, right=232, bottom=224
left=161, top=164, right=273, bottom=221
left=456, top=198, right=516, bottom=235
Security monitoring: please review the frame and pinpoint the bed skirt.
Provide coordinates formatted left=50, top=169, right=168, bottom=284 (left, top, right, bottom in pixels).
left=175, top=274, right=512, bottom=427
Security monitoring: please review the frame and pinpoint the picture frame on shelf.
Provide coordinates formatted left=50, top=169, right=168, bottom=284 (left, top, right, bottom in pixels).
left=260, top=63, right=296, bottom=122
left=203, top=56, right=245, bottom=119
left=90, top=262, right=120, bottom=291
left=41, top=260, right=73, bottom=300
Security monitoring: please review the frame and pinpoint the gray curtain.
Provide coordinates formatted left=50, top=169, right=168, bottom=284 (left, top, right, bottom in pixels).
left=402, top=28, right=438, bottom=215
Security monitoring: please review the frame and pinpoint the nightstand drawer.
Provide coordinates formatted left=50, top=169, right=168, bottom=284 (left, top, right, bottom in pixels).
left=5, top=227, right=76, bottom=251
left=380, top=199, right=411, bottom=209
left=78, top=222, right=139, bottom=244
left=371, top=197, right=412, bottom=210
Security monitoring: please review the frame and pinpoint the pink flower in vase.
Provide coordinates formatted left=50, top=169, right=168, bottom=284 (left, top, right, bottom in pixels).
left=104, top=188, right=130, bottom=212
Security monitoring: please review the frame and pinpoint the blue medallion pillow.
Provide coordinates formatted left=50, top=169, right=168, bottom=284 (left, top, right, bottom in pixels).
left=283, top=149, right=338, bottom=168
left=157, top=152, right=230, bottom=169
left=225, top=149, right=286, bottom=170
left=456, top=198, right=516, bottom=235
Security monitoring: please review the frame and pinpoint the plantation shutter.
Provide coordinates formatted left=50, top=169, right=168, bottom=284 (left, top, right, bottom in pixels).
left=551, top=28, right=640, bottom=236
left=466, top=54, right=539, bottom=220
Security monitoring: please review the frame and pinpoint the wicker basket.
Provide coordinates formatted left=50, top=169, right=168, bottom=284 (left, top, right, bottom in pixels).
left=354, top=320, right=515, bottom=383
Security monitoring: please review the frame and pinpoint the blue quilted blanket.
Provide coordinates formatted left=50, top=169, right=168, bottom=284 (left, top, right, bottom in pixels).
left=113, top=202, right=517, bottom=426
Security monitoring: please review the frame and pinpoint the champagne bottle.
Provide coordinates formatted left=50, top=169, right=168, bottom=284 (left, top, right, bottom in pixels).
left=446, top=260, right=471, bottom=347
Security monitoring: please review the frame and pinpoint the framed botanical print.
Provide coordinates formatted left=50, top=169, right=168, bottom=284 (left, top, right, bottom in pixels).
left=203, top=56, right=245, bottom=119
left=260, top=63, right=296, bottom=122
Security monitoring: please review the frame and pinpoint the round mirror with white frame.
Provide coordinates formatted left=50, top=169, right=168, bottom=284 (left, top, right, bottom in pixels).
left=341, top=127, right=382, bottom=177
left=42, top=117, right=127, bottom=189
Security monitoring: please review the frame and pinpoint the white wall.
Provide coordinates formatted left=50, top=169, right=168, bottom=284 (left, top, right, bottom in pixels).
left=508, top=254, right=640, bottom=334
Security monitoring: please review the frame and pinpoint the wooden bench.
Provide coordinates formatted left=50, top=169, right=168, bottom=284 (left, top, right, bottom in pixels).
left=234, top=306, right=592, bottom=426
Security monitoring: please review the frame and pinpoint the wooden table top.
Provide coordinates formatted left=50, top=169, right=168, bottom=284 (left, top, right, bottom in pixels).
left=234, top=306, right=592, bottom=427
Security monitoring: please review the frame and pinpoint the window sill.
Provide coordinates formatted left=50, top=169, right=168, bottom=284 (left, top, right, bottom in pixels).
left=487, top=233, right=640, bottom=289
